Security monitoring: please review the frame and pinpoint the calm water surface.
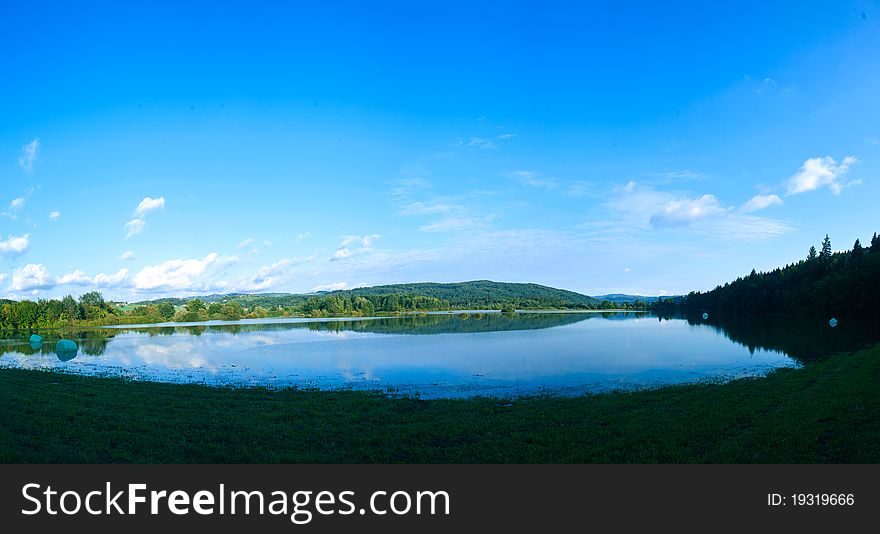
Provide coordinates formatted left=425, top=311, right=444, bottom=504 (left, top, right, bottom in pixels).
left=1, top=312, right=874, bottom=398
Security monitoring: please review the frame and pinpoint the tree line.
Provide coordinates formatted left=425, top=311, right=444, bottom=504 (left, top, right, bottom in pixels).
left=1, top=281, right=650, bottom=332
left=658, top=232, right=880, bottom=318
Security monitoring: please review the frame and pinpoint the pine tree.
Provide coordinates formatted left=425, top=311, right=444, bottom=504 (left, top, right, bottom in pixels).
left=819, top=234, right=832, bottom=262
left=852, top=238, right=864, bottom=260
left=807, top=245, right=817, bottom=262
left=871, top=232, right=880, bottom=252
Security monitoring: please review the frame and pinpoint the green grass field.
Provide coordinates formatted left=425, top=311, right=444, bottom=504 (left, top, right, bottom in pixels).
left=1, top=344, right=878, bottom=463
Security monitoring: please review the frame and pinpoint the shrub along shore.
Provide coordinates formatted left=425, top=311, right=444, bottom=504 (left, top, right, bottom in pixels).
left=2, top=342, right=878, bottom=463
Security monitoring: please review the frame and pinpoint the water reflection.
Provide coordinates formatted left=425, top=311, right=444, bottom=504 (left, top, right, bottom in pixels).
left=658, top=312, right=880, bottom=362
left=1, top=312, right=877, bottom=397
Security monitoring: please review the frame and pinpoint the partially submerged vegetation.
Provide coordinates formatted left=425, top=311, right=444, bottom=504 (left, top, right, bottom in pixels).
left=1, top=343, right=877, bottom=463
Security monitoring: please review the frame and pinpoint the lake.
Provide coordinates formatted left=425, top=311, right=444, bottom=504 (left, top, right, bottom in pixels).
left=0, top=311, right=875, bottom=398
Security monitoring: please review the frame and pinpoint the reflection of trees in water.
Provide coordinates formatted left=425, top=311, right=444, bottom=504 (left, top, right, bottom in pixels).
left=0, top=329, right=117, bottom=359
left=115, top=312, right=631, bottom=337
left=665, top=312, right=880, bottom=362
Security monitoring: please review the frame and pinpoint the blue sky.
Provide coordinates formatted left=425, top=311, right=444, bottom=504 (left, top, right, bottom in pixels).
left=2, top=1, right=879, bottom=301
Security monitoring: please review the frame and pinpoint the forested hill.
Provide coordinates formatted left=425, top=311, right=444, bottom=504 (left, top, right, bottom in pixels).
left=125, top=280, right=651, bottom=314
left=674, top=233, right=880, bottom=318
left=329, top=281, right=601, bottom=309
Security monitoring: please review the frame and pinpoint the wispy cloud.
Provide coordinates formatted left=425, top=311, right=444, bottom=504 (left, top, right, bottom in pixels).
left=0, top=234, right=30, bottom=256
left=125, top=196, right=166, bottom=238
left=233, top=259, right=295, bottom=292
left=2, top=197, right=26, bottom=220
left=651, top=169, right=704, bottom=182
left=124, top=218, right=146, bottom=239
left=419, top=217, right=480, bottom=232
left=49, top=210, right=61, bottom=221
left=456, top=137, right=497, bottom=150
left=236, top=238, right=272, bottom=256
left=120, top=250, right=136, bottom=261
left=18, top=139, right=40, bottom=172
left=509, top=170, right=558, bottom=190
left=600, top=182, right=792, bottom=241
left=739, top=194, right=783, bottom=213
left=330, top=235, right=379, bottom=261
left=785, top=156, right=860, bottom=196
left=332, top=248, right=352, bottom=260
left=400, top=201, right=459, bottom=215
left=649, top=194, right=727, bottom=227
left=205, top=256, right=317, bottom=294
left=386, top=177, right=432, bottom=200
left=133, top=196, right=165, bottom=217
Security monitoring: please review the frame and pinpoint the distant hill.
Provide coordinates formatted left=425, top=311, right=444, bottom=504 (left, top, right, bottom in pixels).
left=332, top=280, right=601, bottom=309
left=594, top=294, right=663, bottom=305
left=130, top=280, right=622, bottom=310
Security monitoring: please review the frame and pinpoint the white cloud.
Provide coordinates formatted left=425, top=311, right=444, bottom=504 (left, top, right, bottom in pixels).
left=649, top=194, right=728, bottom=227
left=296, top=232, right=310, bottom=242
left=739, top=194, right=783, bottom=213
left=239, top=259, right=292, bottom=292
left=0, top=234, right=30, bottom=256
left=56, top=270, right=92, bottom=286
left=332, top=248, right=352, bottom=260
left=133, top=196, right=165, bottom=217
left=93, top=268, right=129, bottom=287
left=18, top=139, right=40, bottom=172
left=120, top=250, right=136, bottom=261
left=55, top=268, right=129, bottom=288
left=785, top=156, right=859, bottom=196
left=312, top=282, right=348, bottom=292
left=10, top=198, right=25, bottom=211
left=360, top=234, right=379, bottom=250
left=10, top=264, right=53, bottom=291
left=331, top=235, right=379, bottom=260
left=131, top=252, right=234, bottom=292
left=49, top=210, right=61, bottom=221
left=125, top=218, right=146, bottom=239
left=601, top=182, right=792, bottom=241
left=496, top=133, right=516, bottom=140
left=124, top=197, right=165, bottom=238
left=237, top=238, right=254, bottom=248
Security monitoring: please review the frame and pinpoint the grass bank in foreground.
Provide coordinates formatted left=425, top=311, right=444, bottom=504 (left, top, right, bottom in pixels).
left=1, top=344, right=878, bottom=463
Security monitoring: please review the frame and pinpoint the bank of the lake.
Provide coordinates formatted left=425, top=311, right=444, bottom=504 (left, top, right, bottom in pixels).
left=1, top=343, right=877, bottom=463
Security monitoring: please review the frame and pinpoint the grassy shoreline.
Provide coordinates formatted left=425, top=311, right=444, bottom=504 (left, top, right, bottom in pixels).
left=1, top=344, right=878, bottom=463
